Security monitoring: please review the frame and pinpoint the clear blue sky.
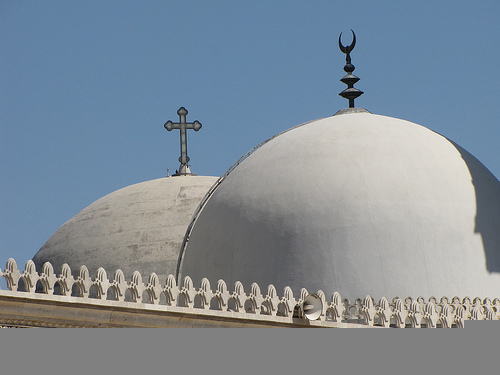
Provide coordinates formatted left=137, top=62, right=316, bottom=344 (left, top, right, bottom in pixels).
left=1, top=1, right=499, bottom=268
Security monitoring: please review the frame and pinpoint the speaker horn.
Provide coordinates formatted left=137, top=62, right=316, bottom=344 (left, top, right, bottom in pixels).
left=301, top=293, right=323, bottom=320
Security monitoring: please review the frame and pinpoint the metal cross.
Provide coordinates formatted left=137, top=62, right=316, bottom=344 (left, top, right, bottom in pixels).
left=164, top=107, right=202, bottom=176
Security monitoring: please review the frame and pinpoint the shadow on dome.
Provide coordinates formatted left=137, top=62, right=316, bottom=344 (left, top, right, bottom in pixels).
left=450, top=140, right=500, bottom=274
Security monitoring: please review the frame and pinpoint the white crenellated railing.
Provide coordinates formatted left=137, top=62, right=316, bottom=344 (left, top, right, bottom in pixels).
left=1, top=258, right=500, bottom=327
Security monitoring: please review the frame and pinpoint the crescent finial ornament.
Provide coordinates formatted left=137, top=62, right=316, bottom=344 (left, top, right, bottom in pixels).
left=338, top=29, right=356, bottom=55
left=337, top=29, right=363, bottom=109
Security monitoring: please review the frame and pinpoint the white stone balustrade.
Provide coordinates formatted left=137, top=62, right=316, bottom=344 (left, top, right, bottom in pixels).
left=2, top=258, right=500, bottom=327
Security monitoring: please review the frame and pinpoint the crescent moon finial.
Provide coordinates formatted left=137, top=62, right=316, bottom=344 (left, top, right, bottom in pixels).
left=338, top=29, right=356, bottom=55
left=337, top=29, right=363, bottom=109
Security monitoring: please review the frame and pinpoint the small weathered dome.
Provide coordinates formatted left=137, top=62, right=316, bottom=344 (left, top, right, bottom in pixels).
left=33, top=176, right=217, bottom=280
left=179, top=112, right=500, bottom=300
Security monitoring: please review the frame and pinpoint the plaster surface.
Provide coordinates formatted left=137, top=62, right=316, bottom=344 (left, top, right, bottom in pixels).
left=33, top=176, right=217, bottom=281
left=179, top=113, right=500, bottom=300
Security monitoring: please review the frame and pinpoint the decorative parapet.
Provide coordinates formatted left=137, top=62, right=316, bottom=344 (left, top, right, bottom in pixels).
left=1, top=258, right=499, bottom=328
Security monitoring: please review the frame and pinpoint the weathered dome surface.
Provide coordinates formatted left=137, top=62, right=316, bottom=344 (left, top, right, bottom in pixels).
left=179, top=112, right=500, bottom=300
left=33, top=176, right=218, bottom=280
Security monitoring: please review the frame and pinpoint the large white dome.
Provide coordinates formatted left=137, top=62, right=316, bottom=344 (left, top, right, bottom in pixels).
left=33, top=176, right=218, bottom=280
left=179, top=112, right=500, bottom=300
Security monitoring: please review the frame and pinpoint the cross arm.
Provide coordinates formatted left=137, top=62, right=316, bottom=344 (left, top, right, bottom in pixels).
left=164, top=120, right=202, bottom=131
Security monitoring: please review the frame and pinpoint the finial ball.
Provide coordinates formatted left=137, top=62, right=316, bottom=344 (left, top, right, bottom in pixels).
left=164, top=121, right=174, bottom=131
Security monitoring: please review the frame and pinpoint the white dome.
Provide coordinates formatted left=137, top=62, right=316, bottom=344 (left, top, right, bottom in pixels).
left=33, top=176, right=218, bottom=280
left=179, top=112, right=500, bottom=300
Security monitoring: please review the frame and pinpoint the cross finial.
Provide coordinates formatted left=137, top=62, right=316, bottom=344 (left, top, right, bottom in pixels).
left=164, top=107, right=202, bottom=176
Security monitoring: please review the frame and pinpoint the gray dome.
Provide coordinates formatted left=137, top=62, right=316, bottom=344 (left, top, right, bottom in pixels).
left=33, top=176, right=218, bottom=280
left=179, top=112, right=500, bottom=300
